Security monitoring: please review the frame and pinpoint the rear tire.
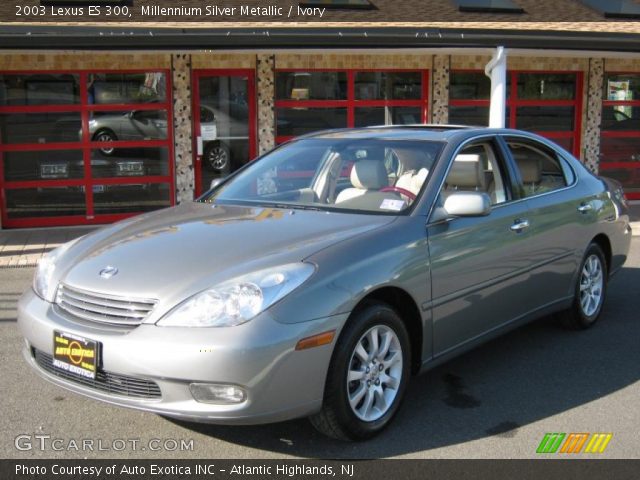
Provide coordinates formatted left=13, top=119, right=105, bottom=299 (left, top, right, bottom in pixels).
left=559, top=243, right=607, bottom=330
left=310, top=302, right=410, bottom=441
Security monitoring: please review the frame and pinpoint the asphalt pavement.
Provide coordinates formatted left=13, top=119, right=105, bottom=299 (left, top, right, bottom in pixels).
left=1, top=239, right=639, bottom=459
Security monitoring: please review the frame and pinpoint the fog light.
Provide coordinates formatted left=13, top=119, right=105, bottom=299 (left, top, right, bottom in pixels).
left=189, top=383, right=247, bottom=404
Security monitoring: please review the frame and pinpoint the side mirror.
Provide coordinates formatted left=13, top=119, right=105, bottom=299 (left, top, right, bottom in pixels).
left=210, top=177, right=226, bottom=190
left=443, top=191, right=491, bottom=217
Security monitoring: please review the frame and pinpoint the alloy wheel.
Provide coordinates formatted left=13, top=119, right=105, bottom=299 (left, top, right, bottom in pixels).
left=579, top=254, right=604, bottom=317
left=347, top=325, right=403, bottom=422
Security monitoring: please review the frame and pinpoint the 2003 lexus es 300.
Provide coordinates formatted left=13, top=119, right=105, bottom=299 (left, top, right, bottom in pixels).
left=18, top=126, right=631, bottom=440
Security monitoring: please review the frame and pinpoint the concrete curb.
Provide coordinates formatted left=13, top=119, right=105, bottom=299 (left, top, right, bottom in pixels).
left=631, top=222, right=640, bottom=237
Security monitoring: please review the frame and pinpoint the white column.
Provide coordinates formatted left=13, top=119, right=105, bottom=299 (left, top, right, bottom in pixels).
left=485, top=46, right=507, bottom=128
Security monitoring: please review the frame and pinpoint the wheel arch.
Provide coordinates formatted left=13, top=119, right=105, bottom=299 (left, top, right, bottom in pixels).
left=351, top=286, right=423, bottom=374
left=591, top=233, right=612, bottom=275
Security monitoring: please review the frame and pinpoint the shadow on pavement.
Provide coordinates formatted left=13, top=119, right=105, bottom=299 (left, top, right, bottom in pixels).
left=167, top=264, right=640, bottom=458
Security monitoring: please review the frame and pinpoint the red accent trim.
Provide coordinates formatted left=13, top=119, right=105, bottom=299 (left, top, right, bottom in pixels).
left=602, top=130, right=640, bottom=138
left=0, top=68, right=175, bottom=228
left=191, top=69, right=257, bottom=198
left=599, top=162, right=640, bottom=169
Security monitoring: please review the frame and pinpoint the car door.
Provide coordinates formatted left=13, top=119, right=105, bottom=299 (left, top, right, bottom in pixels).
left=427, top=137, right=538, bottom=356
left=500, top=135, right=583, bottom=310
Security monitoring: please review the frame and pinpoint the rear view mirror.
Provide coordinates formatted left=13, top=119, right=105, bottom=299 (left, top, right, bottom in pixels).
left=443, top=191, right=491, bottom=217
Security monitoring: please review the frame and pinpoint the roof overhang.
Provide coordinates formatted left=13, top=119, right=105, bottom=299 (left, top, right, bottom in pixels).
left=1, top=25, right=640, bottom=52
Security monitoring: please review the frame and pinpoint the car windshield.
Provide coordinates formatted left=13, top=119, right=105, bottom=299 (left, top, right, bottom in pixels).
left=199, top=137, right=444, bottom=214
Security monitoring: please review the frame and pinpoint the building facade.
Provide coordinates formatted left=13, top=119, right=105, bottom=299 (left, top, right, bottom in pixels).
left=1, top=7, right=640, bottom=228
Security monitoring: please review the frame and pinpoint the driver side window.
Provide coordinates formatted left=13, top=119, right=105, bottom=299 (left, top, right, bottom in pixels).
left=443, top=141, right=508, bottom=206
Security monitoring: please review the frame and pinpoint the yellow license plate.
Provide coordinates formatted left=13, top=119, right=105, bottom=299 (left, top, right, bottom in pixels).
left=53, top=331, right=99, bottom=379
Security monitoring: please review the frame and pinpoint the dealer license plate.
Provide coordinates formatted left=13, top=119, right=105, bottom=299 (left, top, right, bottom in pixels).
left=53, top=331, right=99, bottom=379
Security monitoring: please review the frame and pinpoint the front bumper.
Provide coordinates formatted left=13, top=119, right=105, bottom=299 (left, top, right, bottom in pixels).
left=18, top=288, right=346, bottom=425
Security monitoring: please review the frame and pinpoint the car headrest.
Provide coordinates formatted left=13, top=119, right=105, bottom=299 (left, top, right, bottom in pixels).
left=514, top=154, right=542, bottom=184
left=447, top=154, right=486, bottom=189
left=351, top=160, right=388, bottom=190
left=393, top=148, right=431, bottom=173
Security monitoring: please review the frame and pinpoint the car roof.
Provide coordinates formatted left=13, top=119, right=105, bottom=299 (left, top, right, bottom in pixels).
left=298, top=125, right=533, bottom=143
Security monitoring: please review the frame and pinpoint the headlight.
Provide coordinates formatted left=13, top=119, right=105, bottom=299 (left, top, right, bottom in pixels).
left=33, top=239, right=79, bottom=302
left=157, top=263, right=315, bottom=327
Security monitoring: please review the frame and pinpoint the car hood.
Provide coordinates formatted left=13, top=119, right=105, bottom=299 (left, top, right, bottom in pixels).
left=57, top=202, right=395, bottom=305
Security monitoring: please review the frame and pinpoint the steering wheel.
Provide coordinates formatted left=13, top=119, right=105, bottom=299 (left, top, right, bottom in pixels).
left=379, top=186, right=417, bottom=201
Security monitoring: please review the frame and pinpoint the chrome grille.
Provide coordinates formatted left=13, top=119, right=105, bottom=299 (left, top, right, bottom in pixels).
left=56, top=284, right=157, bottom=326
left=34, top=349, right=162, bottom=399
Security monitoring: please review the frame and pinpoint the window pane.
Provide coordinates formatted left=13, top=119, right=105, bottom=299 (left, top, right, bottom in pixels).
left=354, top=106, right=421, bottom=127
left=93, top=183, right=171, bottom=215
left=0, top=74, right=80, bottom=106
left=5, top=187, right=86, bottom=219
left=601, top=106, right=640, bottom=131
left=598, top=168, right=640, bottom=196
left=517, top=73, right=576, bottom=100
left=89, top=72, right=167, bottom=104
left=604, top=74, right=640, bottom=101
left=546, top=138, right=574, bottom=153
left=0, top=113, right=81, bottom=144
left=516, top=106, right=575, bottom=131
left=4, top=150, right=84, bottom=182
left=276, top=108, right=347, bottom=136
left=276, top=72, right=347, bottom=100
left=449, top=106, right=489, bottom=125
left=505, top=140, right=568, bottom=197
left=600, top=137, right=640, bottom=163
left=354, top=72, right=422, bottom=100
left=91, top=147, right=170, bottom=178
left=89, top=110, right=168, bottom=142
left=450, top=72, right=491, bottom=100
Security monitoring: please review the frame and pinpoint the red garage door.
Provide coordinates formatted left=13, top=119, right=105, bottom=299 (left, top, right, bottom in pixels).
left=0, top=70, right=174, bottom=228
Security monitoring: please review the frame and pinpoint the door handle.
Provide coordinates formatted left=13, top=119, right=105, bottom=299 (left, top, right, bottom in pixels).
left=510, top=219, right=530, bottom=232
left=577, top=203, right=593, bottom=214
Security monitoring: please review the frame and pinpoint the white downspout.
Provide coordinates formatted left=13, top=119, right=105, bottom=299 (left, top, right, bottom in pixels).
left=485, top=46, right=507, bottom=128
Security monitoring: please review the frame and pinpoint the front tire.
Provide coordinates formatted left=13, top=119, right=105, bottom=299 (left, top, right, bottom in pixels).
left=93, top=129, right=117, bottom=156
left=310, top=302, right=410, bottom=441
left=560, top=243, right=608, bottom=330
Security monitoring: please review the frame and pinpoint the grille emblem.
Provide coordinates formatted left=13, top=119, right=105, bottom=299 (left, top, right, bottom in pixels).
left=99, top=266, right=119, bottom=279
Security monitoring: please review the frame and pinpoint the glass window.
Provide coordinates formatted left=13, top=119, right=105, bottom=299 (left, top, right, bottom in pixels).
left=453, top=0, right=525, bottom=13
left=0, top=74, right=80, bottom=105
left=89, top=110, right=168, bottom=143
left=354, top=72, right=422, bottom=100
left=598, top=168, right=640, bottom=195
left=5, top=187, right=86, bottom=219
left=91, top=147, right=170, bottom=178
left=599, top=137, right=640, bottom=163
left=517, top=73, right=577, bottom=100
left=604, top=74, right=640, bottom=101
left=515, top=106, right=575, bottom=131
left=505, top=140, right=568, bottom=197
left=276, top=108, right=347, bottom=137
left=92, top=183, right=171, bottom=215
left=578, top=0, right=640, bottom=19
left=276, top=72, right=347, bottom=100
left=205, top=138, right=443, bottom=214
left=0, top=113, right=81, bottom=144
left=450, top=72, right=491, bottom=100
left=601, top=106, right=640, bottom=131
left=89, top=72, right=167, bottom=104
left=444, top=142, right=509, bottom=205
left=3, top=150, right=84, bottom=182
left=354, top=106, right=421, bottom=127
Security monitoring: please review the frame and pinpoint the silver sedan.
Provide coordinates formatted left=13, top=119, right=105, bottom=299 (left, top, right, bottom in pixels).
left=18, top=126, right=632, bottom=440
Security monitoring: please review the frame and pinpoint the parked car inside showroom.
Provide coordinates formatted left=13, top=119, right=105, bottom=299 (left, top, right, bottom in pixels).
left=18, top=126, right=631, bottom=440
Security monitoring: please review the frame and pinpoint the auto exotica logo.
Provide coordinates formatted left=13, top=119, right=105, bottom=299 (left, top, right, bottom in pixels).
left=536, top=433, right=613, bottom=454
